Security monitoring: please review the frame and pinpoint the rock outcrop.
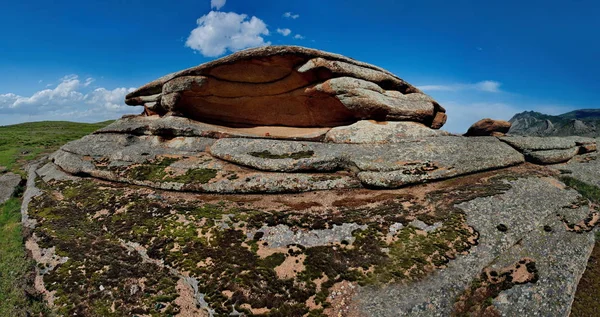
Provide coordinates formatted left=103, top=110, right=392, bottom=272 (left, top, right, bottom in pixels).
left=0, top=172, right=21, bottom=203
left=20, top=47, right=600, bottom=317
left=465, top=118, right=511, bottom=136
left=124, top=46, right=446, bottom=129
left=499, top=136, right=596, bottom=164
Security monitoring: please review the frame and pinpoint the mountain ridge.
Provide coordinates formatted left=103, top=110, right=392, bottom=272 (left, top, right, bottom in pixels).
left=509, top=109, right=600, bottom=137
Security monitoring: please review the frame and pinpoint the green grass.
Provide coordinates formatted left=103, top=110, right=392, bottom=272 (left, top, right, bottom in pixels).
left=0, top=120, right=113, bottom=315
left=0, top=120, right=113, bottom=174
left=0, top=198, right=48, bottom=316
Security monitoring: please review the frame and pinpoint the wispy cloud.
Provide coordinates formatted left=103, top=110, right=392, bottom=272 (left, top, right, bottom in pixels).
left=84, top=77, right=95, bottom=87
left=185, top=11, right=270, bottom=57
left=293, top=34, right=305, bottom=40
left=419, top=80, right=502, bottom=93
left=276, top=28, right=292, bottom=36
left=283, top=12, right=300, bottom=19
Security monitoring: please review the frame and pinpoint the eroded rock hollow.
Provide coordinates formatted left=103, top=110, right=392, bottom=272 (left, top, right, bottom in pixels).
left=125, top=46, right=447, bottom=129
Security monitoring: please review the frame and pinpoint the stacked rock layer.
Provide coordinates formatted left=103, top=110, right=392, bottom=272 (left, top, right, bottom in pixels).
left=125, top=46, right=447, bottom=129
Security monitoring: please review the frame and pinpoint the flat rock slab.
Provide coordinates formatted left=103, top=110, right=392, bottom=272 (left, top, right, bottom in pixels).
left=524, top=147, right=580, bottom=165
left=96, top=115, right=331, bottom=141
left=210, top=136, right=524, bottom=188
left=52, top=134, right=360, bottom=193
left=500, top=136, right=578, bottom=151
left=491, top=205, right=595, bottom=316
left=125, top=46, right=446, bottom=128
left=0, top=172, right=21, bottom=203
left=500, top=136, right=597, bottom=164
left=357, top=177, right=592, bottom=316
left=324, top=120, right=448, bottom=144
left=551, top=151, right=600, bottom=188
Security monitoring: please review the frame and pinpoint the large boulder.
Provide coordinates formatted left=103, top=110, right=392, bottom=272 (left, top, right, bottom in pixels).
left=125, top=46, right=446, bottom=129
left=465, top=118, right=511, bottom=136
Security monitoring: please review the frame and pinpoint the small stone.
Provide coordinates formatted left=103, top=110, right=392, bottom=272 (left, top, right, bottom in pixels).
left=496, top=224, right=508, bottom=232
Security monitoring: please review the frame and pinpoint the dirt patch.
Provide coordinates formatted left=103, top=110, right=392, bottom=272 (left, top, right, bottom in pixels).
left=174, top=279, right=208, bottom=317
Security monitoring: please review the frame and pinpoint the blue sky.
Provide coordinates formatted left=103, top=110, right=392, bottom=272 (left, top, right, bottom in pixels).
left=1, top=0, right=599, bottom=132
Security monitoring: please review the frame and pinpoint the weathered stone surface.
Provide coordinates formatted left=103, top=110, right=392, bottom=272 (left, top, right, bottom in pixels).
left=356, top=137, right=524, bottom=187
left=307, top=77, right=437, bottom=123
left=524, top=147, right=579, bottom=164
left=465, top=118, right=511, bottom=136
left=324, top=121, right=448, bottom=144
left=551, top=151, right=600, bottom=188
left=491, top=205, right=595, bottom=317
left=499, top=136, right=596, bottom=164
left=51, top=134, right=359, bottom=193
left=0, top=172, right=21, bottom=203
left=357, top=176, right=593, bottom=316
left=209, top=137, right=524, bottom=188
left=500, top=136, right=577, bottom=151
left=96, top=115, right=331, bottom=141
left=431, top=111, right=447, bottom=129
left=125, top=46, right=445, bottom=128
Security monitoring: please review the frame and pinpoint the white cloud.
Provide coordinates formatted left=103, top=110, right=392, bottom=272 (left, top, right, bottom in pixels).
left=0, top=75, right=140, bottom=126
left=210, top=0, right=226, bottom=10
left=276, top=28, right=292, bottom=36
left=419, top=80, right=501, bottom=93
left=283, top=12, right=300, bottom=19
left=293, top=34, right=305, bottom=40
left=84, top=77, right=95, bottom=87
left=185, top=11, right=270, bottom=57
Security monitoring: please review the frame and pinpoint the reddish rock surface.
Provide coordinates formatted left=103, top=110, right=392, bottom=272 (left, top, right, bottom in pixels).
left=126, top=46, right=446, bottom=128
left=465, top=118, right=511, bottom=136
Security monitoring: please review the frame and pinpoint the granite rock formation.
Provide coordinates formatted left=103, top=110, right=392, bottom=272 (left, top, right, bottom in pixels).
left=20, top=47, right=600, bottom=317
left=465, top=118, right=511, bottom=136
left=124, top=46, right=446, bottom=129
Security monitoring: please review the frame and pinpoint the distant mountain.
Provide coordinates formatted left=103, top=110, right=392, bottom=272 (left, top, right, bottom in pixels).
left=508, top=109, right=600, bottom=137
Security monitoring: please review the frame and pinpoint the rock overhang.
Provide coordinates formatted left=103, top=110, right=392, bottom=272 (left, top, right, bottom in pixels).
left=124, top=45, right=446, bottom=129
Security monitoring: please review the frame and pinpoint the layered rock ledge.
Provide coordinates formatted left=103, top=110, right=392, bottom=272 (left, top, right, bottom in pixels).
left=124, top=46, right=446, bottom=129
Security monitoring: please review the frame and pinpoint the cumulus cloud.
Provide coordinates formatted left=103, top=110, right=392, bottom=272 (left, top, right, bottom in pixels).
left=276, top=28, right=292, bottom=36
left=293, top=34, right=305, bottom=40
left=419, top=80, right=501, bottom=93
left=283, top=12, right=300, bottom=19
left=185, top=11, right=270, bottom=57
left=0, top=75, right=139, bottom=126
left=210, top=0, right=226, bottom=10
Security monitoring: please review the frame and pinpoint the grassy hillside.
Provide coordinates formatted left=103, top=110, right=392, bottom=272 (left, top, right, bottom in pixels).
left=0, top=120, right=113, bottom=316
